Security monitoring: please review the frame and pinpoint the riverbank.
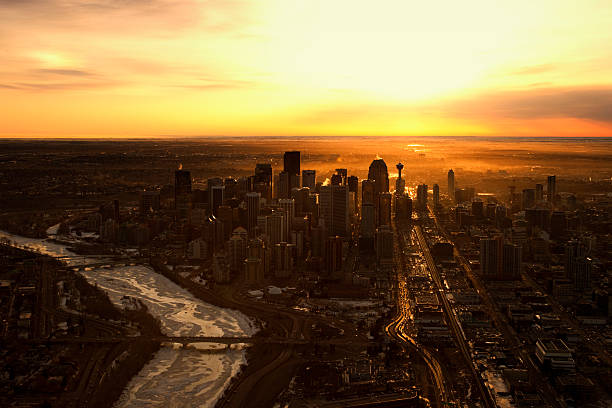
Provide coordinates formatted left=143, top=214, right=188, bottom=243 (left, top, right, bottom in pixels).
left=148, top=257, right=306, bottom=408
left=0, top=243, right=162, bottom=408
left=1, top=230, right=258, bottom=407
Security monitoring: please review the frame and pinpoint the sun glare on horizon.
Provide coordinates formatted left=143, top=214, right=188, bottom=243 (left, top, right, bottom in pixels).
left=0, top=0, right=611, bottom=137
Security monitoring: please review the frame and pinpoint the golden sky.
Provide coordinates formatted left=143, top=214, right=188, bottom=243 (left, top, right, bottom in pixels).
left=1, top=0, right=612, bottom=137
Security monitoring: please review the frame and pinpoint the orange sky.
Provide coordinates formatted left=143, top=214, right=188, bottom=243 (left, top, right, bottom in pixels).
left=1, top=0, right=611, bottom=138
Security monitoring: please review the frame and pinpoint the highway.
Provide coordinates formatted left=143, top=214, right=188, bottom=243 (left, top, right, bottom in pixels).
left=427, top=206, right=563, bottom=408
left=387, top=219, right=452, bottom=408
left=414, top=221, right=496, bottom=408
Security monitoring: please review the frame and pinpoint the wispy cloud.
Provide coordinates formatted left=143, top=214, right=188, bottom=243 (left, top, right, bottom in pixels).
left=297, top=85, right=612, bottom=126
left=510, top=64, right=555, bottom=76
left=446, top=86, right=612, bottom=123
left=33, top=68, right=94, bottom=77
left=171, top=78, right=260, bottom=90
left=0, top=0, right=255, bottom=34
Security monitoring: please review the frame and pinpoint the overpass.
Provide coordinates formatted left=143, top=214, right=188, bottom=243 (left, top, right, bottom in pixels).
left=30, top=334, right=371, bottom=347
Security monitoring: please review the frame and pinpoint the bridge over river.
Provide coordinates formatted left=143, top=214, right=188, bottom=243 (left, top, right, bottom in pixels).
left=30, top=335, right=371, bottom=347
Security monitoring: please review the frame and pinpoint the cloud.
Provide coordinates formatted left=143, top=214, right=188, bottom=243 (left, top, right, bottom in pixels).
left=33, top=68, right=94, bottom=77
left=0, top=0, right=254, bottom=35
left=447, top=86, right=612, bottom=123
left=169, top=77, right=260, bottom=90
left=296, top=85, right=612, bottom=126
left=0, top=79, right=119, bottom=91
left=510, top=64, right=555, bottom=76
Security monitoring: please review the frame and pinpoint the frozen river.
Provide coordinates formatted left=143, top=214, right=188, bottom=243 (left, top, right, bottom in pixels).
left=0, top=229, right=257, bottom=407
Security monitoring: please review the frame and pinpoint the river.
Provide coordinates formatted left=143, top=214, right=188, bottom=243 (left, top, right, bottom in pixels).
left=0, top=229, right=257, bottom=408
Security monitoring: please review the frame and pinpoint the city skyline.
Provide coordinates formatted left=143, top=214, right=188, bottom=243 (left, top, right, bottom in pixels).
left=1, top=1, right=612, bottom=138
left=0, top=138, right=611, bottom=407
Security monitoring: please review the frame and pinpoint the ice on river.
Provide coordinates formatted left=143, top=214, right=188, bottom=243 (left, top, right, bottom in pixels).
left=0, top=230, right=257, bottom=408
left=115, top=345, right=246, bottom=408
left=83, top=264, right=256, bottom=337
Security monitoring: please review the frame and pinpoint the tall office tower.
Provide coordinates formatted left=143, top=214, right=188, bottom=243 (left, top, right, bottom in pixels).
left=307, top=192, right=319, bottom=222
left=495, top=205, right=507, bottom=227
left=448, top=169, right=455, bottom=201
left=331, top=173, right=344, bottom=186
left=235, top=176, right=249, bottom=198
left=212, top=253, right=230, bottom=283
left=368, top=158, right=390, bottom=197
left=302, top=170, right=316, bottom=189
left=416, top=184, right=428, bottom=211
left=433, top=184, right=440, bottom=208
left=248, top=237, right=268, bottom=278
left=395, top=163, right=405, bottom=195
left=547, top=175, right=557, bottom=203
left=347, top=175, right=359, bottom=197
left=361, top=179, right=375, bottom=206
left=320, top=184, right=349, bottom=237
left=175, top=169, right=192, bottom=218
left=535, top=184, right=544, bottom=201
left=140, top=190, right=160, bottom=215
left=283, top=151, right=301, bottom=175
left=277, top=171, right=290, bottom=199
left=291, top=187, right=309, bottom=216
left=273, top=242, right=295, bottom=278
left=564, top=240, right=584, bottom=273
left=485, top=203, right=497, bottom=219
left=310, top=223, right=327, bottom=258
left=325, top=236, right=343, bottom=275
left=283, top=151, right=301, bottom=193
left=522, top=188, right=536, bottom=209
left=378, top=192, right=392, bottom=226
left=206, top=177, right=222, bottom=212
left=245, top=256, right=262, bottom=283
left=375, top=225, right=394, bottom=266
left=210, top=185, right=224, bottom=217
left=573, top=257, right=592, bottom=291
left=223, top=177, right=237, bottom=200
left=254, top=163, right=272, bottom=184
left=278, top=199, right=295, bottom=243
left=265, top=213, right=284, bottom=245
left=254, top=163, right=272, bottom=202
left=502, top=243, right=522, bottom=280
left=550, top=211, right=567, bottom=239
left=246, top=192, right=261, bottom=237
left=395, top=195, right=412, bottom=220
left=564, top=240, right=591, bottom=290
left=228, top=227, right=248, bottom=271
left=216, top=205, right=234, bottom=241
left=471, top=199, right=484, bottom=218
left=360, top=203, right=376, bottom=239
left=480, top=235, right=503, bottom=279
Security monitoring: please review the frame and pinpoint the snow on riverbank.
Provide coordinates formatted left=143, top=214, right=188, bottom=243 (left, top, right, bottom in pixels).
left=0, top=229, right=257, bottom=408
left=115, top=346, right=246, bottom=408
